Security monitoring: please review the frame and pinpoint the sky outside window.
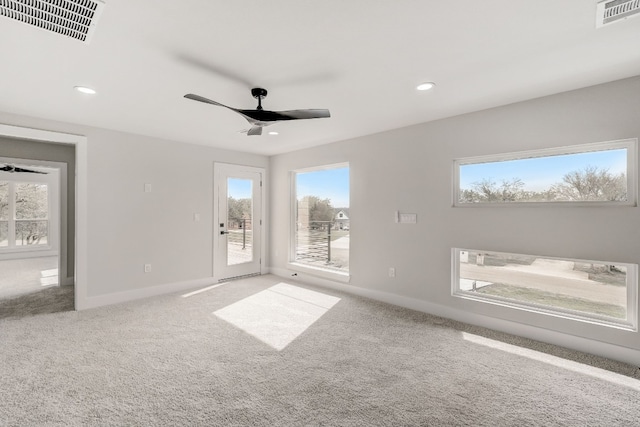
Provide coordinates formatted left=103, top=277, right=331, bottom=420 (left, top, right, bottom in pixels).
left=296, top=167, right=349, bottom=207
left=228, top=178, right=252, bottom=199
left=460, top=148, right=627, bottom=192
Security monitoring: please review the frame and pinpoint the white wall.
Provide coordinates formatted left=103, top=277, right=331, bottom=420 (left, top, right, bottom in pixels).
left=269, top=75, right=640, bottom=365
left=0, top=111, right=268, bottom=308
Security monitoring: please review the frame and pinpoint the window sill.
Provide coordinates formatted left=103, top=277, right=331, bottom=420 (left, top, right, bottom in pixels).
left=0, top=245, right=53, bottom=253
left=288, top=262, right=351, bottom=283
left=453, top=289, right=637, bottom=332
left=0, top=246, right=57, bottom=261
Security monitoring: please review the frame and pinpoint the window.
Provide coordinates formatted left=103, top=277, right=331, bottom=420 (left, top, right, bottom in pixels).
left=0, top=181, right=50, bottom=250
left=453, top=249, right=638, bottom=330
left=291, top=163, right=350, bottom=276
left=15, top=183, right=49, bottom=246
left=454, top=139, right=637, bottom=206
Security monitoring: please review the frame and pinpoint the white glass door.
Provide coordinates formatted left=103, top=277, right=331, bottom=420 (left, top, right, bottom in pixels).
left=214, top=163, right=263, bottom=280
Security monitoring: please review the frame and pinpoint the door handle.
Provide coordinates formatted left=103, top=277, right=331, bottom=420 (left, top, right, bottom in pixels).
left=220, top=231, right=229, bottom=235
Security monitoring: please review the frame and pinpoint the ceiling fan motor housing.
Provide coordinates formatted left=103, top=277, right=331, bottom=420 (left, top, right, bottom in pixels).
left=251, top=88, right=267, bottom=99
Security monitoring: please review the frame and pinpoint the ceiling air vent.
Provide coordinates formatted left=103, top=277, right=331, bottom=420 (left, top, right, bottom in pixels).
left=0, top=0, right=105, bottom=43
left=596, top=0, right=640, bottom=27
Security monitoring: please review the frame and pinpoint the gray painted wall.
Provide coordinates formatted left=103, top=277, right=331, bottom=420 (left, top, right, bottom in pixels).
left=0, top=137, right=75, bottom=279
left=82, top=128, right=268, bottom=297
left=269, top=76, right=640, bottom=360
left=0, top=113, right=268, bottom=300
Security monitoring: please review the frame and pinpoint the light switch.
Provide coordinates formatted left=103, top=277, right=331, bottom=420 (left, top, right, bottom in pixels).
left=399, top=213, right=417, bottom=224
left=194, top=213, right=200, bottom=222
left=144, top=183, right=152, bottom=193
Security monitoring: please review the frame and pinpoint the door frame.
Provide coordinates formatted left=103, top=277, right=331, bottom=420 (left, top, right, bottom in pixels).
left=213, top=162, right=266, bottom=281
left=0, top=123, right=87, bottom=309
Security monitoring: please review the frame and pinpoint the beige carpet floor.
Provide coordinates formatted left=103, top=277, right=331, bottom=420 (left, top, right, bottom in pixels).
left=0, top=274, right=638, bottom=426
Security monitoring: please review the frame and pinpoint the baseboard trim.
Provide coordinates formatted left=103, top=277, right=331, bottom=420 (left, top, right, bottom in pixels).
left=270, top=267, right=640, bottom=366
left=77, top=277, right=218, bottom=310
left=61, top=276, right=74, bottom=286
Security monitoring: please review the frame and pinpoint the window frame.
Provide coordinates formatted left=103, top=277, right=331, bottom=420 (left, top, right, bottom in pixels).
left=0, top=178, right=54, bottom=253
left=453, top=139, right=638, bottom=207
left=451, top=248, right=638, bottom=331
left=289, top=162, right=351, bottom=282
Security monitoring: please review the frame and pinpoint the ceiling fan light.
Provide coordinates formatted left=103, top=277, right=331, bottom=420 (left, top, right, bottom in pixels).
left=268, top=131, right=279, bottom=135
left=74, top=86, right=96, bottom=95
left=416, top=82, right=436, bottom=91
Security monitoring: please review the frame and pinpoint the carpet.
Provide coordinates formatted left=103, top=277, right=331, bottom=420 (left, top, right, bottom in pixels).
left=0, top=274, right=638, bottom=426
left=0, top=285, right=73, bottom=320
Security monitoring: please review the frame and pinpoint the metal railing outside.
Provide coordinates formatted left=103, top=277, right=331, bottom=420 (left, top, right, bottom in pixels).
left=296, top=220, right=333, bottom=263
left=228, top=218, right=252, bottom=249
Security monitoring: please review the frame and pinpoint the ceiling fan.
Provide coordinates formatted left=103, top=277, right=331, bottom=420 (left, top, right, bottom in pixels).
left=0, top=164, right=47, bottom=174
left=184, top=88, right=330, bottom=136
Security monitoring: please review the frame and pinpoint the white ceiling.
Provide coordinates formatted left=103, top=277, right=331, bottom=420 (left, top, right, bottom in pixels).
left=1, top=1, right=639, bottom=156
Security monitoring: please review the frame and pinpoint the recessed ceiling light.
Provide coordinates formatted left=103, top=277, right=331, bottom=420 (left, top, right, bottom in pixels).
left=416, top=82, right=436, bottom=91
left=268, top=131, right=279, bottom=135
left=74, top=86, right=96, bottom=95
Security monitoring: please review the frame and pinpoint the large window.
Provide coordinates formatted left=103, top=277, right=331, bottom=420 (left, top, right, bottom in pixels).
left=291, top=163, right=350, bottom=275
left=454, top=139, right=637, bottom=206
left=453, top=249, right=638, bottom=330
left=0, top=181, right=50, bottom=250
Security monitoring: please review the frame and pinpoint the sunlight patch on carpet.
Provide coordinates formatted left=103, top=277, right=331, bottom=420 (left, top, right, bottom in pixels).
left=213, top=283, right=340, bottom=350
left=181, top=283, right=228, bottom=298
left=462, top=332, right=640, bottom=391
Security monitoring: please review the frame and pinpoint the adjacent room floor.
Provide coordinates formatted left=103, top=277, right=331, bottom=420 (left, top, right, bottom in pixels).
left=0, top=256, right=73, bottom=319
left=0, top=256, right=59, bottom=299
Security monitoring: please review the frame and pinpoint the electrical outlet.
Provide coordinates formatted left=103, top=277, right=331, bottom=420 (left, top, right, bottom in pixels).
left=389, top=267, right=395, bottom=278
left=144, top=264, right=151, bottom=273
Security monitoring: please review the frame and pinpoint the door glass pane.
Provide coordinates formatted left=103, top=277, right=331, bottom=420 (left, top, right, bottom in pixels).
left=227, top=178, right=253, bottom=266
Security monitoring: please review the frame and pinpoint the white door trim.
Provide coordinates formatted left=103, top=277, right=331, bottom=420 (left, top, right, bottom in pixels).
left=0, top=123, right=87, bottom=309
left=213, top=162, right=266, bottom=281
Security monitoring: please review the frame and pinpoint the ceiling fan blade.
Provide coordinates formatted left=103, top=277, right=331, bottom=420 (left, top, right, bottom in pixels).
left=0, top=165, right=47, bottom=174
left=184, top=94, right=237, bottom=111
left=276, top=109, right=331, bottom=120
left=238, top=108, right=331, bottom=123
left=185, top=88, right=330, bottom=134
left=14, top=167, right=47, bottom=174
left=247, top=126, right=263, bottom=136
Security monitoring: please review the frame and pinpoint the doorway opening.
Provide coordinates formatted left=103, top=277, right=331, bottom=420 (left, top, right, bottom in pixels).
left=0, top=125, right=82, bottom=315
